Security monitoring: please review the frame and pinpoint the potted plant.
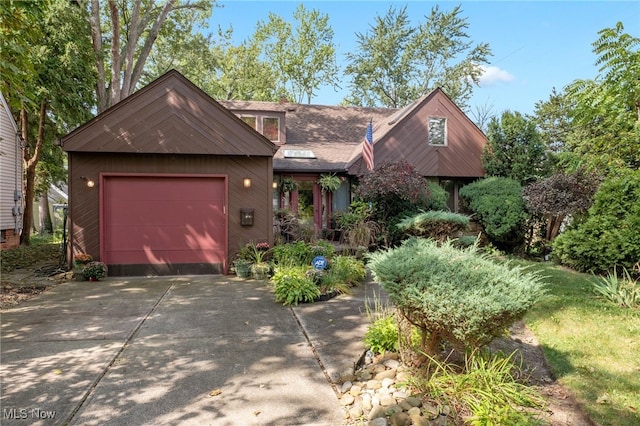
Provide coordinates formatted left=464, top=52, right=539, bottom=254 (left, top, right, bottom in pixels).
left=73, top=253, right=93, bottom=281
left=233, top=259, right=252, bottom=279
left=249, top=242, right=272, bottom=280
left=280, top=177, right=298, bottom=193
left=317, top=173, right=341, bottom=193
left=251, top=262, right=271, bottom=280
left=82, top=261, right=108, bottom=281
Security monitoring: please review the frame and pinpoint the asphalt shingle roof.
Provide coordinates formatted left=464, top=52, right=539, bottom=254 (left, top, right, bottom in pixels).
left=220, top=100, right=394, bottom=172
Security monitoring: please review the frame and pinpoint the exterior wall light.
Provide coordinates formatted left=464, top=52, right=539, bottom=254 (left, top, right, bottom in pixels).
left=80, top=176, right=95, bottom=188
left=243, top=177, right=252, bottom=188
left=272, top=181, right=278, bottom=189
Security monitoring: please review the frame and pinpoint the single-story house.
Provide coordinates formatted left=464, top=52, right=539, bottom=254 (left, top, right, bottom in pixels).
left=0, top=91, right=24, bottom=249
left=61, top=70, right=485, bottom=276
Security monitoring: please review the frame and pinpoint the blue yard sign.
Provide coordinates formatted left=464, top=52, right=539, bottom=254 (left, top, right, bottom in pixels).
left=312, top=256, right=327, bottom=270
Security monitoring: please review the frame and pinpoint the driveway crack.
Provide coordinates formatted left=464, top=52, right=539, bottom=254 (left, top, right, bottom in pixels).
left=63, top=280, right=175, bottom=424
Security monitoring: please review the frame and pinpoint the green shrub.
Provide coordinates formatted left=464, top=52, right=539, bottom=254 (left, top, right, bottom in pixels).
left=325, top=255, right=366, bottom=286
left=368, top=238, right=545, bottom=356
left=271, top=265, right=320, bottom=306
left=459, top=177, right=528, bottom=250
left=317, top=256, right=365, bottom=296
left=364, top=314, right=399, bottom=354
left=272, top=241, right=314, bottom=266
left=552, top=169, right=640, bottom=274
left=452, top=235, right=479, bottom=249
left=424, top=181, right=449, bottom=211
left=364, top=312, right=421, bottom=355
left=310, top=240, right=335, bottom=259
left=396, top=210, right=470, bottom=241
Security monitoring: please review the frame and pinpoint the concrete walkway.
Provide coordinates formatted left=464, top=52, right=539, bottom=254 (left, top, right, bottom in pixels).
left=0, top=275, right=387, bottom=425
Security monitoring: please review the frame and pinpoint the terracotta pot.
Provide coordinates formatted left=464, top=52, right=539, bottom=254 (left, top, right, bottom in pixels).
left=89, top=277, right=98, bottom=282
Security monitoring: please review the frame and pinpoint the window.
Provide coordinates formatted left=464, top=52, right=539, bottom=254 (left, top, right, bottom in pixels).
left=428, top=117, right=447, bottom=146
left=262, top=117, right=279, bottom=142
left=240, top=116, right=256, bottom=130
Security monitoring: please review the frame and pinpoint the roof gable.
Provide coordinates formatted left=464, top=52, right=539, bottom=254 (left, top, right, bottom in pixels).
left=61, top=70, right=277, bottom=156
left=347, top=88, right=486, bottom=177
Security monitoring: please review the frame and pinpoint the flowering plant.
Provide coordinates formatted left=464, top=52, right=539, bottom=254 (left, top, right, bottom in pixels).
left=256, top=242, right=270, bottom=251
left=82, top=261, right=108, bottom=280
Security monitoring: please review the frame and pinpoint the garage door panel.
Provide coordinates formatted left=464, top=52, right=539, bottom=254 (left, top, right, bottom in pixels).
left=103, top=176, right=226, bottom=273
left=111, top=201, right=225, bottom=226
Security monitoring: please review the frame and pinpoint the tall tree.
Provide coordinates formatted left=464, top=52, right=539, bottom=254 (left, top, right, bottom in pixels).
left=0, top=0, right=41, bottom=106
left=2, top=0, right=96, bottom=245
left=483, top=111, right=550, bottom=185
left=533, top=88, right=572, bottom=155
left=344, top=5, right=491, bottom=108
left=565, top=22, right=640, bottom=171
left=84, top=0, right=213, bottom=113
left=146, top=22, right=281, bottom=101
left=255, top=4, right=340, bottom=104
left=343, top=6, right=415, bottom=108
left=208, top=33, right=280, bottom=101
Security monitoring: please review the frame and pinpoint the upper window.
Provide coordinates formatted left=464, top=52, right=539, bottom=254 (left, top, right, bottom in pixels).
left=262, top=117, right=279, bottom=142
left=240, top=116, right=257, bottom=130
left=428, top=117, right=447, bottom=146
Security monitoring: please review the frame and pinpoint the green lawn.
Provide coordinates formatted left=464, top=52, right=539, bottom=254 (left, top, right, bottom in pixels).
left=522, top=262, right=640, bottom=426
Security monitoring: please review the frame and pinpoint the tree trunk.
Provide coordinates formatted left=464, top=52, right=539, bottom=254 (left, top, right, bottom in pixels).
left=89, top=0, right=108, bottom=112
left=546, top=213, right=564, bottom=242
left=19, top=100, right=47, bottom=246
left=39, top=195, right=53, bottom=235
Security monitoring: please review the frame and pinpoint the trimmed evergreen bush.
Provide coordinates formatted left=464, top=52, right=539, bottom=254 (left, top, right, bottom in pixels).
left=459, top=177, right=528, bottom=250
left=552, top=169, right=640, bottom=274
left=424, top=181, right=449, bottom=211
left=396, top=210, right=470, bottom=241
left=368, top=238, right=545, bottom=357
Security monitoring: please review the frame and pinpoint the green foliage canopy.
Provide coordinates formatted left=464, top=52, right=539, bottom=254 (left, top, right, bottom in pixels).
left=255, top=4, right=340, bottom=104
left=459, top=177, right=528, bottom=250
left=344, top=5, right=491, bottom=109
left=552, top=169, right=640, bottom=274
left=482, top=111, right=550, bottom=185
left=565, top=22, right=640, bottom=171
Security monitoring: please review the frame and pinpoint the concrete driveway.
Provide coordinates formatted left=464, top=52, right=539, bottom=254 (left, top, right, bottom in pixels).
left=1, top=276, right=386, bottom=425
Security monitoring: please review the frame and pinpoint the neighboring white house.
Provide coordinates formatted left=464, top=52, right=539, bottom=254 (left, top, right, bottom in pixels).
left=0, top=91, right=24, bottom=249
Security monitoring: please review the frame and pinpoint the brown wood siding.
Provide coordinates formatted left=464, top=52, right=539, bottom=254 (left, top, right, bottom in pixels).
left=68, top=152, right=273, bottom=272
left=61, top=71, right=277, bottom=157
left=348, top=89, right=485, bottom=179
left=374, top=92, right=485, bottom=178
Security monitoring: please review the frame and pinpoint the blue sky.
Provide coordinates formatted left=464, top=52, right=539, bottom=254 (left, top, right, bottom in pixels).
left=207, top=1, right=639, bottom=115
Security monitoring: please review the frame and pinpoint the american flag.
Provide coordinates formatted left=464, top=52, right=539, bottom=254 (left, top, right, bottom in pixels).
left=363, top=120, right=374, bottom=171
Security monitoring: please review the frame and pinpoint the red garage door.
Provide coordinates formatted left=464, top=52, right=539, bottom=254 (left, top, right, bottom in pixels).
left=102, top=175, right=227, bottom=276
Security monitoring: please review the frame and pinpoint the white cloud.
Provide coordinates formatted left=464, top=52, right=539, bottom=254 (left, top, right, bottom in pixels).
left=478, top=65, right=515, bottom=87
